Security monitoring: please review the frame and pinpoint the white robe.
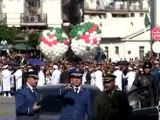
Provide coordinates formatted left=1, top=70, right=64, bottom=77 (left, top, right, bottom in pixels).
left=51, top=69, right=61, bottom=85
left=113, top=70, right=123, bottom=90
left=95, top=70, right=103, bottom=91
left=124, top=71, right=136, bottom=92
left=14, top=69, right=23, bottom=90
left=38, top=70, right=45, bottom=86
left=82, top=71, right=87, bottom=84
left=2, top=69, right=12, bottom=91
left=90, top=72, right=96, bottom=86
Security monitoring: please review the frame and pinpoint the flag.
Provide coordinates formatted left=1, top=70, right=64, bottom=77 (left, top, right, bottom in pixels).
left=144, top=13, right=151, bottom=28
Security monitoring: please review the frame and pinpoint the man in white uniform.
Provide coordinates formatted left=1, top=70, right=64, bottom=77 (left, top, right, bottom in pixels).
left=113, top=66, right=123, bottom=90
left=123, top=67, right=136, bottom=92
left=14, top=66, right=23, bottom=90
left=2, top=65, right=12, bottom=97
left=38, top=66, right=45, bottom=86
left=51, top=65, right=61, bottom=85
left=95, top=66, right=103, bottom=91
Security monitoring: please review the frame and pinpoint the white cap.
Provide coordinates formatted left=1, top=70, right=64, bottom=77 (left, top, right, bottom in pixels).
left=128, top=67, right=133, bottom=70
left=53, top=65, right=58, bottom=69
left=2, top=65, right=8, bottom=69
left=40, top=66, right=45, bottom=69
left=115, top=66, right=119, bottom=69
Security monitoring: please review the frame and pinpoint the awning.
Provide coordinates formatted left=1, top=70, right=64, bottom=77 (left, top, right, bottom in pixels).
left=15, top=43, right=35, bottom=50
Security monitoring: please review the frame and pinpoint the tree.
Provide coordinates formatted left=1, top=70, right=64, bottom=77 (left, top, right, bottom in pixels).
left=0, top=25, right=20, bottom=44
left=144, top=13, right=150, bottom=28
left=28, top=31, right=40, bottom=48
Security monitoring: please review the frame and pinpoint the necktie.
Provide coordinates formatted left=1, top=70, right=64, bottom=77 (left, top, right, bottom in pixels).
left=75, top=87, right=79, bottom=94
left=32, top=88, right=37, bottom=97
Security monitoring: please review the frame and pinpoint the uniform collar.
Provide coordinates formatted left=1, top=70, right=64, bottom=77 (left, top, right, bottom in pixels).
left=73, top=86, right=81, bottom=93
left=26, top=82, right=34, bottom=92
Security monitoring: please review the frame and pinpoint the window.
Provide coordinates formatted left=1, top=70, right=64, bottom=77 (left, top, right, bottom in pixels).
left=105, top=46, right=109, bottom=60
left=139, top=46, right=144, bottom=60
left=130, top=13, right=135, bottom=17
left=140, top=13, right=144, bottom=17
left=115, top=46, right=119, bottom=54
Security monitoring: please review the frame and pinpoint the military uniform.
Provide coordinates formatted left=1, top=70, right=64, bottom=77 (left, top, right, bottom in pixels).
left=59, top=67, right=92, bottom=120
left=15, top=71, right=40, bottom=120
left=133, top=61, right=159, bottom=107
left=92, top=74, right=131, bottom=120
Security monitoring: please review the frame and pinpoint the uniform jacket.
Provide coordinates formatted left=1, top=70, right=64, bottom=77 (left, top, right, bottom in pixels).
left=2, top=69, right=12, bottom=91
left=58, top=87, right=92, bottom=120
left=14, top=69, right=23, bottom=90
left=15, top=84, right=39, bottom=120
left=133, top=73, right=159, bottom=107
left=92, top=90, right=131, bottom=120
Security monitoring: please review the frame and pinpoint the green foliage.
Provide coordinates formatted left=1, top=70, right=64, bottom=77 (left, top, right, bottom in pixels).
left=0, top=25, right=19, bottom=43
left=28, top=31, right=40, bottom=47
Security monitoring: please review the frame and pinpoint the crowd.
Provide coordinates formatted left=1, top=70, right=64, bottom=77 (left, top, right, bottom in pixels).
left=0, top=52, right=159, bottom=97
left=0, top=51, right=160, bottom=120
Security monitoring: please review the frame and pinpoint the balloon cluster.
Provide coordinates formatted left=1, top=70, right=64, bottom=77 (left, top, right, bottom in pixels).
left=39, top=22, right=102, bottom=62
left=39, top=28, right=69, bottom=62
left=69, top=22, right=101, bottom=58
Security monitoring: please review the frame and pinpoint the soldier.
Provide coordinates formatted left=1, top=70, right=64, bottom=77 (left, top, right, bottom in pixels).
left=59, top=67, right=92, bottom=120
left=92, top=73, right=131, bottom=120
left=2, top=65, right=12, bottom=97
left=15, top=71, right=41, bottom=120
left=132, top=61, right=159, bottom=107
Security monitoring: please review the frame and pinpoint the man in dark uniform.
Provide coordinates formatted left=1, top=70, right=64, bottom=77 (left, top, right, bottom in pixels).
left=92, top=73, right=131, bottom=120
left=15, top=71, right=41, bottom=120
left=133, top=61, right=159, bottom=107
left=59, top=67, right=92, bottom=120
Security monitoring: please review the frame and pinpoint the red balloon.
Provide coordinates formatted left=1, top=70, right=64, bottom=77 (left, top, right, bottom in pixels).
left=80, top=35, right=84, bottom=39
left=63, top=40, right=68, bottom=45
left=41, top=36, right=46, bottom=42
left=85, top=38, right=90, bottom=44
left=53, top=40, right=58, bottom=45
left=48, top=42, right=53, bottom=47
left=49, top=34, right=54, bottom=39
left=89, top=29, right=93, bottom=33
left=70, top=37, right=73, bottom=41
left=93, top=38, right=97, bottom=44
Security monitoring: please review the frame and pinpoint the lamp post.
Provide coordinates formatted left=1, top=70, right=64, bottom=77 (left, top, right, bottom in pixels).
left=150, top=0, right=160, bottom=56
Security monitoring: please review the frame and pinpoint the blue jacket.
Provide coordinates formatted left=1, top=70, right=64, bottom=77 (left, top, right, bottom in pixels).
left=152, top=68, right=160, bottom=90
left=59, top=88, right=92, bottom=120
left=15, top=84, right=37, bottom=116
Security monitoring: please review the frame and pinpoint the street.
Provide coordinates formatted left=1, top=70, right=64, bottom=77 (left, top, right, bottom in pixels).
left=0, top=96, right=16, bottom=120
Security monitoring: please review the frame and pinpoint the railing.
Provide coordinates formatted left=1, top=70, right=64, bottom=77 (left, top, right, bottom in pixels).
left=20, top=13, right=47, bottom=25
left=84, top=1, right=147, bottom=12
left=0, top=13, right=7, bottom=24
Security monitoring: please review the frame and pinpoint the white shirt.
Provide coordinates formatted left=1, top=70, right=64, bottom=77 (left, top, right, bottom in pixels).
left=123, top=71, right=136, bottom=91
left=95, top=70, right=103, bottom=91
left=51, top=69, right=61, bottom=85
left=38, top=70, right=45, bottom=86
left=2, top=69, right=12, bottom=91
left=14, top=69, right=23, bottom=90
left=82, top=71, right=87, bottom=84
left=113, top=69, right=123, bottom=90
left=73, top=86, right=81, bottom=94
left=26, top=82, right=34, bottom=92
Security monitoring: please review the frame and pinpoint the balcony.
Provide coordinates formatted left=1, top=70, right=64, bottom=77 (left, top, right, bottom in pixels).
left=0, top=13, right=7, bottom=25
left=20, top=13, right=47, bottom=26
left=84, top=1, right=148, bottom=14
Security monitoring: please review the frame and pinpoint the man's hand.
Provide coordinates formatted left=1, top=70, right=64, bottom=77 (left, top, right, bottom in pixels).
left=64, top=85, right=74, bottom=92
left=33, top=103, right=41, bottom=111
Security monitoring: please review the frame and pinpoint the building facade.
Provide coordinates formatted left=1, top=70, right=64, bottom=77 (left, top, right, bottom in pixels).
left=0, top=0, right=152, bottom=61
